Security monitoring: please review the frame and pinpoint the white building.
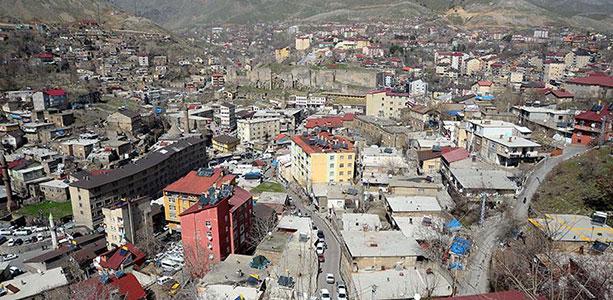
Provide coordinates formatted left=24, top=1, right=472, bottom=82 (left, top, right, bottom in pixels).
left=138, top=55, right=149, bottom=67
left=408, top=79, right=428, bottom=96
left=218, top=102, right=236, bottom=131
left=237, top=118, right=281, bottom=144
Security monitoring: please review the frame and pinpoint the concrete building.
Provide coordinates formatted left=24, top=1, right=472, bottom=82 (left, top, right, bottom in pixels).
left=212, top=135, right=240, bottom=153
left=528, top=214, right=613, bottom=252
left=408, top=79, right=428, bottom=96
left=290, top=132, right=356, bottom=191
left=106, top=109, right=142, bottom=136
left=179, top=185, right=253, bottom=277
left=32, top=89, right=68, bottom=111
left=360, top=145, right=409, bottom=178
left=102, top=197, right=152, bottom=249
left=219, top=102, right=237, bottom=132
left=163, top=167, right=236, bottom=230
left=479, top=134, right=541, bottom=166
left=571, top=104, right=611, bottom=145
left=69, top=136, right=207, bottom=230
left=295, top=35, right=310, bottom=50
left=365, top=90, right=411, bottom=119
left=342, top=230, right=423, bottom=271
left=237, top=118, right=281, bottom=144
left=39, top=179, right=70, bottom=202
left=59, top=138, right=99, bottom=159
left=544, top=61, right=565, bottom=83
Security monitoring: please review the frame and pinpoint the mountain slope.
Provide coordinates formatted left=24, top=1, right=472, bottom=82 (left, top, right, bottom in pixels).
left=0, top=0, right=165, bottom=32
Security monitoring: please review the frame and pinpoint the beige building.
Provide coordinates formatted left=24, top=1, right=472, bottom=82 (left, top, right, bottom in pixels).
left=237, top=118, right=281, bottom=144
left=275, top=47, right=290, bottom=62
left=544, top=61, right=565, bottom=83
left=295, top=36, right=310, bottom=51
left=365, top=90, right=410, bottom=119
left=69, top=136, right=207, bottom=230
left=342, top=230, right=423, bottom=271
left=353, top=115, right=410, bottom=149
left=59, top=139, right=99, bottom=159
left=39, top=179, right=70, bottom=202
left=463, top=58, right=481, bottom=76
left=106, top=109, right=142, bottom=136
left=102, top=197, right=152, bottom=249
left=387, top=177, right=441, bottom=196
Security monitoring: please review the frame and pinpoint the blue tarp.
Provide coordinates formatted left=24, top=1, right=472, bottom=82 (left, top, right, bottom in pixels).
left=447, top=218, right=462, bottom=230
left=447, top=110, right=461, bottom=116
left=475, top=94, right=495, bottom=101
left=450, top=237, right=471, bottom=256
left=449, top=261, right=464, bottom=270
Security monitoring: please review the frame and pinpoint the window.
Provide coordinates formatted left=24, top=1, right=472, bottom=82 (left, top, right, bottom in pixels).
left=348, top=163, right=352, bottom=168
left=340, top=155, right=344, bottom=159
left=329, top=163, right=334, bottom=168
left=205, top=221, right=212, bottom=227
left=339, top=163, right=344, bottom=168
left=329, top=171, right=334, bottom=177
left=339, top=171, right=344, bottom=175
left=348, top=155, right=352, bottom=159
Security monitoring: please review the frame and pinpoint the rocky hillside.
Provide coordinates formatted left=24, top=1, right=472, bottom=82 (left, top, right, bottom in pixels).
left=107, top=0, right=612, bottom=32
left=0, top=0, right=165, bottom=32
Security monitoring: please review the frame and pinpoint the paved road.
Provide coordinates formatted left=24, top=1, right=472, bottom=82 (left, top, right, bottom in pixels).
left=458, top=145, right=587, bottom=295
left=287, top=183, right=342, bottom=299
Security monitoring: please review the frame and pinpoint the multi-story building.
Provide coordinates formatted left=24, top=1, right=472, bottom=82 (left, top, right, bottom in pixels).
left=32, top=89, right=68, bottom=112
left=572, top=103, right=612, bottom=145
left=218, top=102, right=236, bottom=132
left=365, top=89, right=411, bottom=119
left=464, top=119, right=528, bottom=153
left=290, top=132, right=356, bottom=191
left=106, top=109, right=143, bottom=136
left=434, top=51, right=469, bottom=70
left=479, top=135, right=540, bottom=166
left=102, top=196, right=152, bottom=249
left=59, top=139, right=99, bottom=159
left=408, top=79, right=428, bottom=96
left=274, top=47, right=290, bottom=62
left=212, top=135, right=240, bottom=153
left=69, top=136, right=207, bottom=230
left=211, top=72, right=225, bottom=88
left=564, top=49, right=591, bottom=71
left=163, top=167, right=236, bottom=230
left=237, top=118, right=281, bottom=144
left=543, top=61, right=565, bottom=83
left=179, top=185, right=253, bottom=277
left=295, top=35, right=310, bottom=51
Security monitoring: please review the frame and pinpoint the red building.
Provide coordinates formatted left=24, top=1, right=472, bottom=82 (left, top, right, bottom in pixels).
left=179, top=185, right=252, bottom=277
left=571, top=103, right=611, bottom=145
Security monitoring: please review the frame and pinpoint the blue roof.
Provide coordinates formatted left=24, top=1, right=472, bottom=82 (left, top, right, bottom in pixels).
left=447, top=110, right=461, bottom=116
left=475, top=94, right=495, bottom=101
left=447, top=218, right=462, bottom=229
left=450, top=236, right=471, bottom=256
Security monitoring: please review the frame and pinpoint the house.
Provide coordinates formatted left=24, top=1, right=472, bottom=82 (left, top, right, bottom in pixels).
left=39, top=179, right=70, bottom=202
left=0, top=267, right=68, bottom=299
left=365, top=89, right=411, bottom=119
left=409, top=79, right=428, bottom=96
left=405, top=105, right=437, bottom=130
left=416, top=146, right=455, bottom=175
left=571, top=103, right=611, bottom=145
left=237, top=118, right=281, bottom=144
left=23, top=234, right=107, bottom=272
left=255, top=192, right=288, bottom=216
left=106, top=109, right=143, bottom=136
left=78, top=272, right=147, bottom=300
left=304, top=113, right=354, bottom=130
left=94, top=243, right=147, bottom=272
left=385, top=195, right=443, bottom=218
left=0, top=129, right=25, bottom=149
left=342, top=213, right=381, bottom=231
left=442, top=159, right=518, bottom=199
left=212, top=134, right=240, bottom=153
left=102, top=197, right=152, bottom=249
left=360, top=145, right=409, bottom=179
left=59, top=138, right=99, bottom=159
left=563, top=74, right=613, bottom=99
left=546, top=89, right=574, bottom=103
left=352, top=268, right=452, bottom=300
left=32, top=89, right=68, bottom=111
left=471, top=80, right=493, bottom=95
left=528, top=214, right=613, bottom=252
left=387, top=176, right=441, bottom=197
left=479, top=135, right=541, bottom=166
left=342, top=230, right=424, bottom=271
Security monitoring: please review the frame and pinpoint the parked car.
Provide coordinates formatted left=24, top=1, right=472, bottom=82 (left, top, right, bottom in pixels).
left=13, top=230, right=32, bottom=236
left=0, top=236, right=7, bottom=245
left=337, top=282, right=347, bottom=299
left=14, top=238, right=23, bottom=246
left=2, top=254, right=17, bottom=261
left=9, top=266, right=23, bottom=277
left=0, top=229, right=12, bottom=235
left=316, top=243, right=325, bottom=256
left=157, top=276, right=173, bottom=286
left=326, top=273, right=335, bottom=284
left=320, top=289, right=331, bottom=300
left=317, top=230, right=325, bottom=239
left=6, top=239, right=15, bottom=247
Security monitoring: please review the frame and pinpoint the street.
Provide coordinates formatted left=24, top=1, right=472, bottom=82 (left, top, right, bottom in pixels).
left=458, top=145, right=587, bottom=295
left=287, top=183, right=343, bottom=299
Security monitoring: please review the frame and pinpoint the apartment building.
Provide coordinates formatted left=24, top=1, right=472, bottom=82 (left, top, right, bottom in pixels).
left=163, top=167, right=236, bottom=230
left=218, top=102, right=237, bottom=132
left=479, top=135, right=541, bottom=166
left=464, top=119, right=531, bottom=153
left=212, top=135, right=240, bottom=153
left=102, top=196, right=152, bottom=249
left=237, top=118, right=281, bottom=144
left=365, top=89, right=411, bottom=119
left=179, top=185, right=253, bottom=277
left=543, top=61, right=565, bottom=83
left=290, top=132, right=356, bottom=191
left=69, top=136, right=207, bottom=230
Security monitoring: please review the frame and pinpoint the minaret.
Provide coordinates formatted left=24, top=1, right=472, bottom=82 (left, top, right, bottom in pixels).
left=183, top=105, right=190, bottom=133
left=0, top=149, right=16, bottom=212
left=49, top=213, right=58, bottom=249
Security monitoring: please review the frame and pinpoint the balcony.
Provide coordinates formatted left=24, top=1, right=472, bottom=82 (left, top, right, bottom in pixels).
left=574, top=124, right=601, bottom=133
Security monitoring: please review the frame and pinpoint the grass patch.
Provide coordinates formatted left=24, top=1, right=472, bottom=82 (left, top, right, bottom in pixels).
left=251, top=182, right=286, bottom=194
left=17, top=201, right=73, bottom=219
left=534, top=146, right=613, bottom=219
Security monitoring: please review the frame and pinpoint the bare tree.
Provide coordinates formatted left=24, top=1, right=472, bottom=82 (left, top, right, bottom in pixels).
left=246, top=210, right=278, bottom=249
left=135, top=224, right=162, bottom=256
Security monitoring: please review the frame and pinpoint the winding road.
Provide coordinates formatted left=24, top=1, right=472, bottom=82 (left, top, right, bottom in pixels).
left=457, top=145, right=587, bottom=295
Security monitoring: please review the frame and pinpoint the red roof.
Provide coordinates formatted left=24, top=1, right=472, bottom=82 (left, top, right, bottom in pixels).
left=99, top=243, right=146, bottom=271
left=305, top=113, right=354, bottom=129
left=567, top=74, right=613, bottom=88
left=80, top=273, right=146, bottom=300
left=550, top=89, right=574, bottom=98
left=575, top=105, right=610, bottom=122
left=180, top=186, right=251, bottom=216
left=441, top=290, right=543, bottom=300
left=34, top=52, right=53, bottom=59
left=291, top=132, right=354, bottom=154
left=164, top=168, right=235, bottom=195
left=90, top=169, right=112, bottom=176
left=274, top=133, right=288, bottom=141
left=416, top=147, right=455, bottom=162
left=45, top=89, right=66, bottom=96
left=477, top=80, right=493, bottom=87
left=442, top=148, right=470, bottom=163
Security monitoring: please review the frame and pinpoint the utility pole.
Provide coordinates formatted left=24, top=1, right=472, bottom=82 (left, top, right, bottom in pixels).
left=371, top=284, right=377, bottom=300
left=479, top=192, right=486, bottom=225
left=599, top=115, right=607, bottom=146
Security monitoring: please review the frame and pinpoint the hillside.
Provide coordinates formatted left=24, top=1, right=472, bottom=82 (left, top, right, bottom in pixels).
left=0, top=0, right=165, bottom=33
left=533, top=146, right=613, bottom=219
left=108, top=0, right=612, bottom=32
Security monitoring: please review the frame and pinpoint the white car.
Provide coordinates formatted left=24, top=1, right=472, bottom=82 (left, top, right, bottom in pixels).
left=325, top=273, right=335, bottom=284
left=6, top=239, right=15, bottom=247
left=337, top=282, right=347, bottom=299
left=157, top=276, right=173, bottom=285
left=320, top=289, right=331, bottom=300
left=316, top=243, right=325, bottom=256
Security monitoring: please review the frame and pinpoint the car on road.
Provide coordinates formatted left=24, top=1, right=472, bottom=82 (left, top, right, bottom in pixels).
left=316, top=243, right=325, bottom=256
left=0, top=236, right=6, bottom=245
left=0, top=229, right=12, bottom=235
left=157, top=276, right=173, bottom=286
left=2, top=253, right=17, bottom=261
left=337, top=282, right=347, bottom=299
left=6, top=238, right=22, bottom=247
left=325, top=273, right=335, bottom=284
left=320, top=288, right=331, bottom=300
left=9, top=266, right=23, bottom=277
left=317, top=230, right=325, bottom=239
left=13, top=229, right=32, bottom=236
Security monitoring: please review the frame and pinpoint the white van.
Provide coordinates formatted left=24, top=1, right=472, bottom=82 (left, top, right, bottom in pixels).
left=13, top=230, right=31, bottom=236
left=0, top=229, right=12, bottom=235
left=160, top=259, right=182, bottom=271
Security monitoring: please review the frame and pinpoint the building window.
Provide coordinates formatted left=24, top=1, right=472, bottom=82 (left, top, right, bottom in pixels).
left=205, top=221, right=212, bottom=227
left=348, top=155, right=352, bottom=159
left=329, top=163, right=334, bottom=168
left=339, top=171, right=344, bottom=175
left=340, top=155, right=344, bottom=159
left=329, top=171, right=334, bottom=177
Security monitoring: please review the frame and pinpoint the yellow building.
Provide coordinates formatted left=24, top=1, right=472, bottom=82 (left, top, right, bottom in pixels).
left=162, top=168, right=235, bottom=229
left=295, top=36, right=311, bottom=51
left=290, top=132, right=356, bottom=191
left=365, top=90, right=410, bottom=119
left=544, top=61, right=565, bottom=84
left=212, top=134, right=240, bottom=153
left=275, top=47, right=290, bottom=63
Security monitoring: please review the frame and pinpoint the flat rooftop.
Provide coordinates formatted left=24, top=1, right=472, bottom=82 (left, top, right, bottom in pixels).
left=341, top=230, right=423, bottom=258
left=529, top=214, right=613, bottom=242
left=385, top=195, right=442, bottom=213
left=352, top=268, right=452, bottom=299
